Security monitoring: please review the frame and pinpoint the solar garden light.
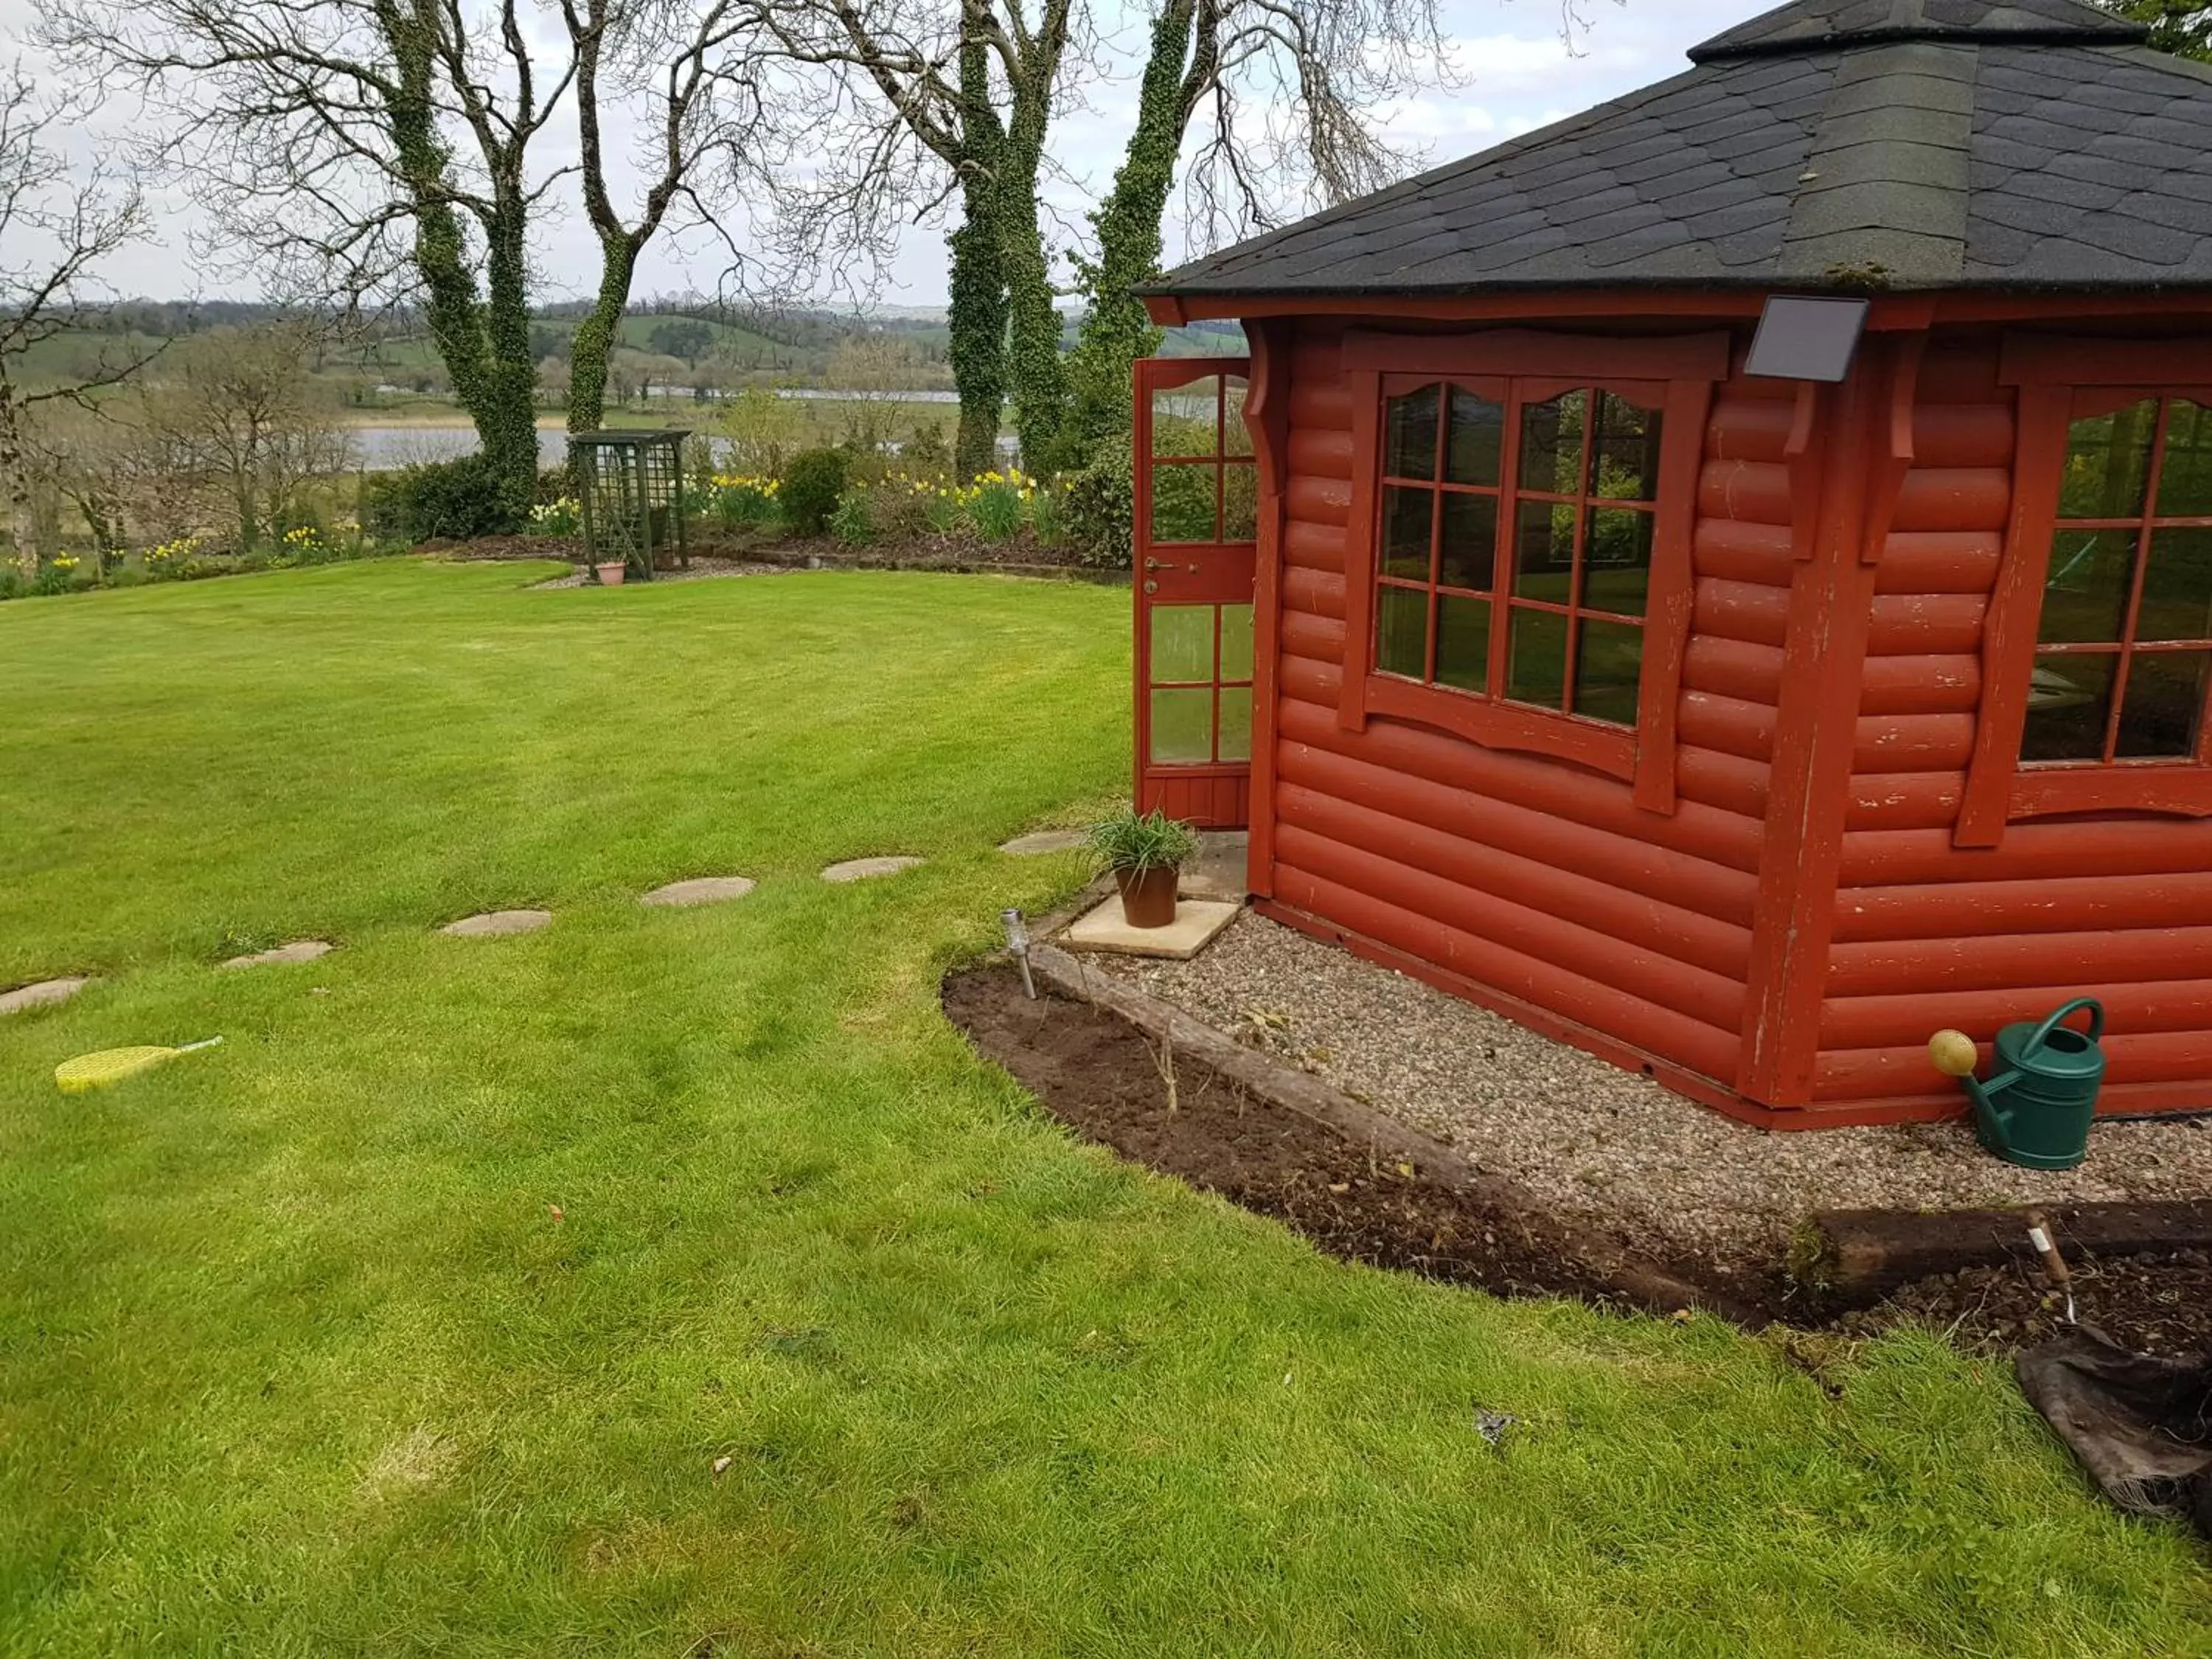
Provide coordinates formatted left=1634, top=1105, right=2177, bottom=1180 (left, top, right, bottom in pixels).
left=1001, top=908, right=1037, bottom=1000
left=1745, top=295, right=1870, bottom=383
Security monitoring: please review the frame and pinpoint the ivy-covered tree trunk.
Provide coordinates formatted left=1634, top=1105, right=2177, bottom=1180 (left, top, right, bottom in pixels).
left=1056, top=0, right=1208, bottom=472
left=998, top=0, right=1072, bottom=471
left=566, top=238, right=636, bottom=437
left=947, top=6, right=1010, bottom=479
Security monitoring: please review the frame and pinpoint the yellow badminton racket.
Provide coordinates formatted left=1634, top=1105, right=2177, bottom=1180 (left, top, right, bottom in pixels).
left=55, top=1036, right=222, bottom=1093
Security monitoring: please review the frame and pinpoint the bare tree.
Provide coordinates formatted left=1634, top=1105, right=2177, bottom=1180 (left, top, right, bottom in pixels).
left=41, top=0, right=571, bottom=509
left=0, top=64, right=156, bottom=576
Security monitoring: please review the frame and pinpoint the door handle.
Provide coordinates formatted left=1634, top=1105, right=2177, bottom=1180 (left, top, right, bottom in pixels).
left=1144, top=558, right=1175, bottom=571
left=1143, top=580, right=1158, bottom=593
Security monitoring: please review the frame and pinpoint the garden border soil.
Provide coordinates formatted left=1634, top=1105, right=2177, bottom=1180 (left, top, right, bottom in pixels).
left=942, top=936, right=2212, bottom=1352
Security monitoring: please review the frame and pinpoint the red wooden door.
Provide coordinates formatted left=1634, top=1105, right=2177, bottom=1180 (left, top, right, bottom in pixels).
left=1133, top=356, right=1258, bottom=827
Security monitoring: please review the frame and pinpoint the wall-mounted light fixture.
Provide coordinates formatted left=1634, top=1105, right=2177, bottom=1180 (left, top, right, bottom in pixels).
left=1745, top=295, right=1871, bottom=383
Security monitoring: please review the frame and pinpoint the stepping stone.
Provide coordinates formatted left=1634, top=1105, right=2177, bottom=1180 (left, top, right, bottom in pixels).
left=220, top=940, right=335, bottom=970
left=439, top=909, right=552, bottom=938
left=998, top=829, right=1086, bottom=856
left=1062, top=895, right=1241, bottom=961
left=640, top=876, right=756, bottom=908
left=821, top=856, right=924, bottom=883
left=0, top=976, right=88, bottom=1015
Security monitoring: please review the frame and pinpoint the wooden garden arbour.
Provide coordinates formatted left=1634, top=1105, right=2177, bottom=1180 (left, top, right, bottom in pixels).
left=569, top=430, right=691, bottom=583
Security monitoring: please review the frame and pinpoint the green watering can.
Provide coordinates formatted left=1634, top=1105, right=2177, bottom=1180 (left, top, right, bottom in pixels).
left=1928, top=998, right=2105, bottom=1170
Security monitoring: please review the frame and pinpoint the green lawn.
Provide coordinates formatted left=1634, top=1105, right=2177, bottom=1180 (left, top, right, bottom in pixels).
left=1, top=562, right=2208, bottom=1655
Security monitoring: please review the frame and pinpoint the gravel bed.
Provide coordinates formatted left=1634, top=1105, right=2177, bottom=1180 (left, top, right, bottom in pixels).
left=1091, top=911, right=2212, bottom=1265
left=529, top=557, right=799, bottom=590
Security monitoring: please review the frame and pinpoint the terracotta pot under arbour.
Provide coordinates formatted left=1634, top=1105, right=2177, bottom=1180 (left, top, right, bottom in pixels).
left=1086, top=807, right=1199, bottom=931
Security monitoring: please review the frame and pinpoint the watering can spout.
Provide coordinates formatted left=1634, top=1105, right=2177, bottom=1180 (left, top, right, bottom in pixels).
left=1927, top=998, right=2104, bottom=1172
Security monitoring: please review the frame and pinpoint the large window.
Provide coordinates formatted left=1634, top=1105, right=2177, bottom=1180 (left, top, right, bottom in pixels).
left=1373, top=379, right=1664, bottom=726
left=1336, top=328, right=1725, bottom=805
left=2023, top=396, right=2212, bottom=765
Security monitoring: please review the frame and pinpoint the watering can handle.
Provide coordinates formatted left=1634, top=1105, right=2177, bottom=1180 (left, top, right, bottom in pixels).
left=2020, top=996, right=2104, bottom=1057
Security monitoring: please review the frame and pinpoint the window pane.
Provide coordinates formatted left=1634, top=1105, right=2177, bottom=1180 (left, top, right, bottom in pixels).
left=1222, top=376, right=1253, bottom=457
left=2021, top=651, right=2118, bottom=762
left=1381, top=486, right=1435, bottom=579
left=1376, top=585, right=1430, bottom=679
left=1218, top=603, right=1254, bottom=681
left=1506, top=606, right=1568, bottom=709
left=2038, top=529, right=2136, bottom=643
left=1152, top=378, right=1219, bottom=457
left=1151, top=464, right=1217, bottom=543
left=2116, top=650, right=2211, bottom=758
left=2156, top=399, right=2212, bottom=516
left=1150, top=687, right=1213, bottom=762
left=1150, top=604, right=1214, bottom=684
left=1512, top=500, right=1576, bottom=602
left=1517, top=389, right=1588, bottom=495
left=2058, top=400, right=2154, bottom=519
left=1217, top=686, right=1253, bottom=761
left=1582, top=508, right=1655, bottom=617
left=1435, top=593, right=1489, bottom=692
left=1385, top=386, right=1440, bottom=480
left=1444, top=387, right=1503, bottom=486
left=1575, top=618, right=1644, bottom=726
left=1222, top=462, right=1259, bottom=540
left=1592, top=392, right=1664, bottom=503
left=1438, top=493, right=1498, bottom=591
left=2140, top=526, right=2212, bottom=641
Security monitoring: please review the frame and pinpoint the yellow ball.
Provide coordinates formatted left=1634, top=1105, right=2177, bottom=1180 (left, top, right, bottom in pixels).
left=1927, top=1029, right=1981, bottom=1078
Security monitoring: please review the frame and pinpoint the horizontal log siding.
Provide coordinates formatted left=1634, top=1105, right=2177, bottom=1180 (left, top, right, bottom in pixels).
left=1263, top=322, right=1780, bottom=1090
left=1818, top=335, right=2212, bottom=1109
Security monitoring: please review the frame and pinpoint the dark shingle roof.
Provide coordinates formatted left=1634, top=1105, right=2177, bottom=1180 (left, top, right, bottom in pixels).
left=1146, top=0, right=2212, bottom=297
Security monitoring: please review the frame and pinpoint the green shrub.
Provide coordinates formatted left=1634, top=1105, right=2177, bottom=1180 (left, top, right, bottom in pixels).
left=1085, top=806, right=1199, bottom=873
left=1064, top=440, right=1133, bottom=568
left=779, top=448, right=849, bottom=535
left=830, top=486, right=874, bottom=546
left=361, top=453, right=524, bottom=543
left=902, top=422, right=950, bottom=473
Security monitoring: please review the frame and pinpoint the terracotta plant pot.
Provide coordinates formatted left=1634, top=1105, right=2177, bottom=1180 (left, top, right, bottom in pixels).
left=1114, top=863, right=1179, bottom=929
left=594, top=561, right=627, bottom=587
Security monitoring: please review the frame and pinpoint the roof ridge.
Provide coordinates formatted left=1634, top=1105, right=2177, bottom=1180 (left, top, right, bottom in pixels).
left=1689, top=0, right=2145, bottom=63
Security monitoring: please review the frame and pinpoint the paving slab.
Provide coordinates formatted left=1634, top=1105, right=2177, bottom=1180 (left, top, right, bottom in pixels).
left=0, top=977, right=88, bottom=1015
left=1181, top=831, right=1250, bottom=902
left=641, top=876, right=757, bottom=908
left=1061, top=895, right=1241, bottom=961
left=220, top=940, right=335, bottom=970
left=998, top=829, right=1087, bottom=856
left=439, top=909, right=553, bottom=937
left=821, top=856, right=924, bottom=883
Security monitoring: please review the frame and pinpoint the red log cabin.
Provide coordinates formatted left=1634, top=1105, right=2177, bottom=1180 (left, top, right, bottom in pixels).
left=1126, top=0, right=2212, bottom=1128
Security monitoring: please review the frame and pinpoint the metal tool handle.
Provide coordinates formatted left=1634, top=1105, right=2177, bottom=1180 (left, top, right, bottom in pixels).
left=2020, top=996, right=2104, bottom=1057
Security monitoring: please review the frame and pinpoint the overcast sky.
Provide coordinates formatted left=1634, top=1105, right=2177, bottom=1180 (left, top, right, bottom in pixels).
left=1, top=0, right=1759, bottom=307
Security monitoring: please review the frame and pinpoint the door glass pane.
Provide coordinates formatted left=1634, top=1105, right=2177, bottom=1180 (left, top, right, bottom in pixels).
left=1217, top=686, right=1252, bottom=761
left=2116, top=650, right=2211, bottom=758
left=2059, top=400, right=2154, bottom=519
left=1381, top=486, right=1434, bottom=579
left=1222, top=462, right=1259, bottom=540
left=2139, top=526, right=2212, bottom=641
left=2156, top=400, right=2212, bottom=515
left=2022, top=651, right=2118, bottom=761
left=1218, top=603, right=1254, bottom=681
left=1438, top=493, right=1498, bottom=591
left=1435, top=594, right=1489, bottom=692
left=1385, top=386, right=1439, bottom=479
left=2039, top=529, right=2136, bottom=643
left=1518, top=389, right=1588, bottom=495
left=1575, top=618, right=1644, bottom=725
left=1152, top=378, right=1218, bottom=457
left=1506, top=606, right=1568, bottom=709
left=1592, top=392, right=1664, bottom=502
left=1376, top=585, right=1429, bottom=679
left=1150, top=687, right=1213, bottom=762
left=1222, top=377, right=1253, bottom=457
left=1151, top=463, right=1217, bottom=543
left=1582, top=507, right=1654, bottom=617
left=1512, top=500, right=1576, bottom=602
left=1444, top=387, right=1503, bottom=486
left=1151, top=604, right=1214, bottom=684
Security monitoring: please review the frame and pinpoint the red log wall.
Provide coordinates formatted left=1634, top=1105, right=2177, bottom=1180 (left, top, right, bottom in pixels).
left=1251, top=319, right=2212, bottom=1126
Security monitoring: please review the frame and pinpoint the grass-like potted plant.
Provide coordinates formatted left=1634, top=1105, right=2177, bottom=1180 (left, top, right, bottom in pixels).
left=1087, top=807, right=1199, bottom=930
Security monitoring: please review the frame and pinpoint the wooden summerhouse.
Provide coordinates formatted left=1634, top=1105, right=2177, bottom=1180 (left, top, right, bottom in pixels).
left=1130, top=0, right=2212, bottom=1127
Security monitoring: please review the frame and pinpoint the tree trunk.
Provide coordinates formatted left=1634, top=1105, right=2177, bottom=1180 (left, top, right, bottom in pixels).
left=948, top=189, right=1009, bottom=480
left=1000, top=154, right=1063, bottom=471
left=479, top=186, right=541, bottom=504
left=566, top=235, right=638, bottom=439
left=0, top=383, right=35, bottom=579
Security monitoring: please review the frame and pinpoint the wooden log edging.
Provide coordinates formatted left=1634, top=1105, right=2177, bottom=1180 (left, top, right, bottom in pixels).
left=1024, top=937, right=1761, bottom=1323
left=1806, top=1200, right=2212, bottom=1306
